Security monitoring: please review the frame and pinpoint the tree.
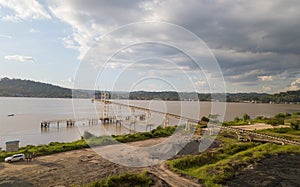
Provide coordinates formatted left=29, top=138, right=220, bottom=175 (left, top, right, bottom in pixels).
left=275, top=113, right=285, bottom=118
left=255, top=116, right=264, bottom=120
left=285, top=112, right=292, bottom=117
left=234, top=117, right=240, bottom=122
left=243, top=113, right=250, bottom=121
left=201, top=116, right=209, bottom=122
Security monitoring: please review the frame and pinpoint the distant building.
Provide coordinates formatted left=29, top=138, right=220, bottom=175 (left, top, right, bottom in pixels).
left=5, top=140, right=20, bottom=152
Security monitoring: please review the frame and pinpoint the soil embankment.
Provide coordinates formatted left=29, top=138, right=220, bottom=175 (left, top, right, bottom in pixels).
left=227, top=153, right=300, bottom=187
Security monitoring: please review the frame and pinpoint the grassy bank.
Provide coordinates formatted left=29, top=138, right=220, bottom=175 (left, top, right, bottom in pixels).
left=85, top=171, right=153, bottom=187
left=255, top=127, right=300, bottom=142
left=167, top=142, right=300, bottom=187
left=223, top=112, right=300, bottom=126
left=0, top=126, right=176, bottom=162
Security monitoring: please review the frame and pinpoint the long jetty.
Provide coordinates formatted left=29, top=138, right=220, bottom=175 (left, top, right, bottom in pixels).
left=94, top=99, right=300, bottom=145
left=93, top=99, right=200, bottom=123
left=40, top=98, right=300, bottom=146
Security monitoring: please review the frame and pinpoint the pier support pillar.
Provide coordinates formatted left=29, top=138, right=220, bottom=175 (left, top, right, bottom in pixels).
left=185, top=120, right=191, bottom=131
left=146, top=124, right=153, bottom=132
left=116, top=120, right=122, bottom=126
left=130, top=109, right=136, bottom=131
left=145, top=111, right=151, bottom=127
left=101, top=92, right=109, bottom=120
left=163, top=116, right=169, bottom=128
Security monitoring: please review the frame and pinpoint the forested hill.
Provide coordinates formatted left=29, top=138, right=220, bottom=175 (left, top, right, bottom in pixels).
left=0, top=77, right=72, bottom=98
left=128, top=91, right=300, bottom=103
left=0, top=77, right=299, bottom=103
left=226, top=91, right=300, bottom=103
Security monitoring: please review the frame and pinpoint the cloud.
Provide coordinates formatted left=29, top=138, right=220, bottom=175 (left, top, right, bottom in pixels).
left=194, top=79, right=207, bottom=86
left=4, top=55, right=35, bottom=62
left=1, top=15, right=20, bottom=22
left=46, top=0, right=300, bottom=92
left=262, top=86, right=271, bottom=92
left=60, top=77, right=75, bottom=88
left=0, top=34, right=12, bottom=39
left=257, top=75, right=274, bottom=81
left=0, top=0, right=51, bottom=21
left=67, top=77, right=74, bottom=83
left=288, top=78, right=300, bottom=91
left=29, top=28, right=39, bottom=33
left=47, top=1, right=300, bottom=55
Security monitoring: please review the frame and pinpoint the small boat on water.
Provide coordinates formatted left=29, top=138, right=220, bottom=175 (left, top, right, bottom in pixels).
left=7, top=114, right=15, bottom=117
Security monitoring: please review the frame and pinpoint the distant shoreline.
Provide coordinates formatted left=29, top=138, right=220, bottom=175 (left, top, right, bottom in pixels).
left=1, top=77, right=300, bottom=103
left=0, top=96, right=299, bottom=105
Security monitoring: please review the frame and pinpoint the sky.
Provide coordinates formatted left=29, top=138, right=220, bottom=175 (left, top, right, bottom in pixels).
left=0, top=0, right=299, bottom=93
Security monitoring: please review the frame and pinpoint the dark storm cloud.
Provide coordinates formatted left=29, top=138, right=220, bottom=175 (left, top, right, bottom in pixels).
left=161, top=0, right=300, bottom=54
left=49, top=0, right=300, bottom=92
left=148, top=0, right=300, bottom=87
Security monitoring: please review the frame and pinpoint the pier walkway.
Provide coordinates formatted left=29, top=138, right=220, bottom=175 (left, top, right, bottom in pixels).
left=40, top=96, right=300, bottom=146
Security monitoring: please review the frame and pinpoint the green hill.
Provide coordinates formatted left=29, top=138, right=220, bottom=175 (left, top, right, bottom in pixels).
left=0, top=77, right=72, bottom=98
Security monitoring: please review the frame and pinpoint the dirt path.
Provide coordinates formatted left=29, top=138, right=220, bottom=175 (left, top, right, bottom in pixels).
left=149, top=163, right=201, bottom=187
left=234, top=123, right=289, bottom=131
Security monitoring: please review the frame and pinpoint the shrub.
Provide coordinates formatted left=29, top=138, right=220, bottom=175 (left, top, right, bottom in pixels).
left=275, top=113, right=285, bottom=118
left=293, top=112, right=300, bottom=116
left=268, top=118, right=284, bottom=125
left=201, top=116, right=210, bottom=122
left=234, top=117, right=240, bottom=122
left=285, top=112, right=292, bottom=117
left=291, top=120, right=300, bottom=130
left=87, top=171, right=153, bottom=187
left=255, top=116, right=264, bottom=120
left=243, top=113, right=250, bottom=121
left=274, top=128, right=290, bottom=133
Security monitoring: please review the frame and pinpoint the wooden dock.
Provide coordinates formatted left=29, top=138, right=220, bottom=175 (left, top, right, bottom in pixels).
left=40, top=116, right=117, bottom=128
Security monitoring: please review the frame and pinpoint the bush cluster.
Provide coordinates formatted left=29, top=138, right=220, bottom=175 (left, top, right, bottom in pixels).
left=87, top=171, right=153, bottom=187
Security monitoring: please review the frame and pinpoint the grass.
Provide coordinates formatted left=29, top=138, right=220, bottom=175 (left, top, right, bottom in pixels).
left=222, top=112, right=300, bottom=127
left=167, top=125, right=300, bottom=186
left=0, top=126, right=176, bottom=162
left=167, top=142, right=300, bottom=187
left=255, top=127, right=300, bottom=142
left=85, top=171, right=153, bottom=187
left=215, top=131, right=240, bottom=144
left=0, top=140, right=89, bottom=162
left=168, top=142, right=258, bottom=171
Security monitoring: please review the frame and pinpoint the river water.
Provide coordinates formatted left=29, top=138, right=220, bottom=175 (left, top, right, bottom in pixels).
left=0, top=97, right=299, bottom=149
